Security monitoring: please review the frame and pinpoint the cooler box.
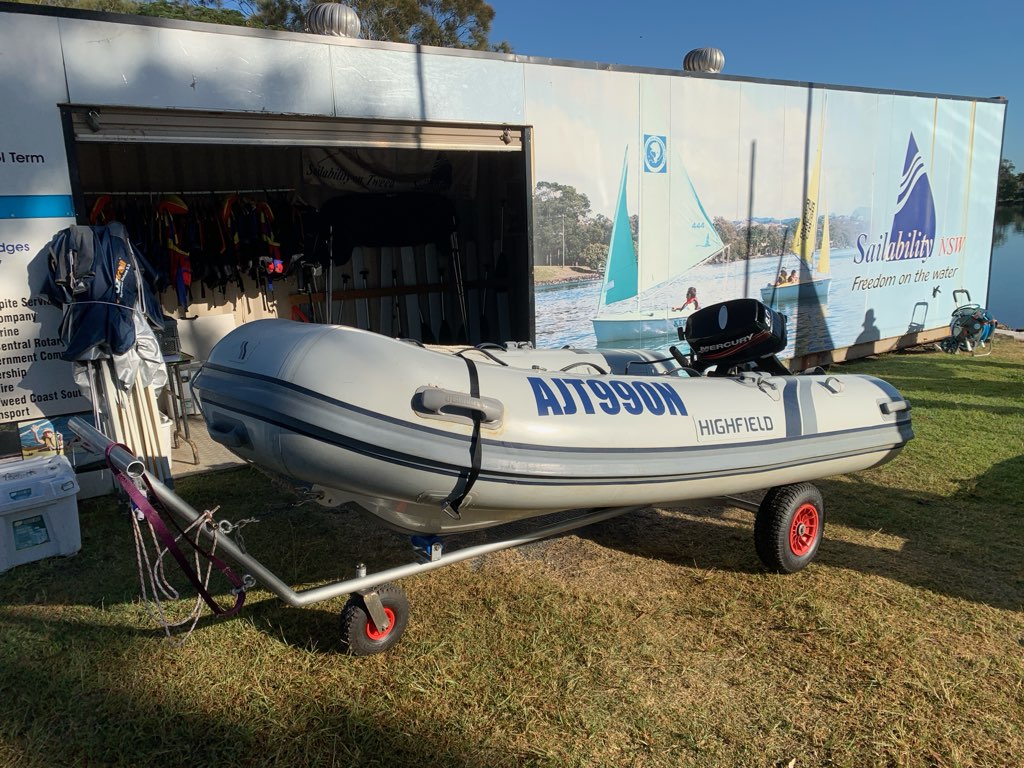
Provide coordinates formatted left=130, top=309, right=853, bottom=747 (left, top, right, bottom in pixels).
left=0, top=455, right=81, bottom=573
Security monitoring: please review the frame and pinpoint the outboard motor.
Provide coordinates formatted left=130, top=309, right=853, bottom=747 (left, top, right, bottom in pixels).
left=680, top=298, right=789, bottom=375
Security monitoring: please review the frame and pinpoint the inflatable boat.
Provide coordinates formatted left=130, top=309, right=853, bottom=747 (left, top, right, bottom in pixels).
left=193, top=299, right=913, bottom=536
left=190, top=301, right=913, bottom=536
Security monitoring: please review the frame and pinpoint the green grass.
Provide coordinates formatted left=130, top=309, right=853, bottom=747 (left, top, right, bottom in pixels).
left=2, top=340, right=1023, bottom=767
left=533, top=265, right=599, bottom=283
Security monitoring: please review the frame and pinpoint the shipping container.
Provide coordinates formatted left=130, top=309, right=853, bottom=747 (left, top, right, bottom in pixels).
left=0, top=2, right=1006, bottom=458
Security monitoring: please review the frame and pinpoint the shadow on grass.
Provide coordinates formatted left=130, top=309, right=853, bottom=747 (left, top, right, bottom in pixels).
left=3, top=444, right=1020, bottom=664
left=818, top=454, right=1024, bottom=610
left=577, top=453, right=1024, bottom=612
left=0, top=611, right=256, bottom=765
left=0, top=608, right=490, bottom=767
left=579, top=504, right=764, bottom=575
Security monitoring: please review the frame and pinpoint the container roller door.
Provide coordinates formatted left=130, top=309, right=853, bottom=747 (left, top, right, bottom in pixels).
left=67, top=106, right=524, bottom=152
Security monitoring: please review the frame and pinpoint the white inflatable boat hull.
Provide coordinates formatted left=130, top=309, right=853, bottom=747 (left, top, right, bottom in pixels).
left=193, top=320, right=913, bottom=534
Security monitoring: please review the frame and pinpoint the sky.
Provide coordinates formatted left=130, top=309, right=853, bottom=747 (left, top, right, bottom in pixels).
left=488, top=0, right=1022, bottom=167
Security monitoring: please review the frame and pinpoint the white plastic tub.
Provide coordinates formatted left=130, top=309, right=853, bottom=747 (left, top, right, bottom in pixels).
left=0, top=454, right=81, bottom=573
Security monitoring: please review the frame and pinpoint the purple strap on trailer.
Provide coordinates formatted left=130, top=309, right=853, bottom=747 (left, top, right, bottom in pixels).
left=106, top=443, right=246, bottom=618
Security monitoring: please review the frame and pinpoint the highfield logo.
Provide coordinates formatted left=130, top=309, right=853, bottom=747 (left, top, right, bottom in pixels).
left=854, top=132, right=964, bottom=264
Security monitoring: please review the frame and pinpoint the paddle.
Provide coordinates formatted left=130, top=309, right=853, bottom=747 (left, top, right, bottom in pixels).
left=339, top=273, right=350, bottom=326
left=447, top=227, right=468, bottom=342
left=391, top=268, right=403, bottom=338
left=401, top=245, right=433, bottom=343
left=326, top=225, right=334, bottom=324
left=479, top=262, right=492, bottom=342
left=494, top=201, right=511, bottom=340
left=424, top=243, right=442, bottom=342
left=359, top=268, right=372, bottom=332
left=437, top=266, right=454, bottom=344
left=379, top=247, right=394, bottom=336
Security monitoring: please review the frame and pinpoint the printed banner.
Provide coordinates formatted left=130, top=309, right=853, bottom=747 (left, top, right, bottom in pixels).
left=528, top=63, right=1006, bottom=359
left=302, top=147, right=477, bottom=198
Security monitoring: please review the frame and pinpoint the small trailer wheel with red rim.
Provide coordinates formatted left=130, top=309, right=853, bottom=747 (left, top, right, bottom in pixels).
left=340, top=583, right=410, bottom=656
left=754, top=483, right=825, bottom=573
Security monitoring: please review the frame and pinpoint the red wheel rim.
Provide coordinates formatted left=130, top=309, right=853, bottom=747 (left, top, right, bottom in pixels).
left=364, top=607, right=396, bottom=641
left=789, top=503, right=819, bottom=557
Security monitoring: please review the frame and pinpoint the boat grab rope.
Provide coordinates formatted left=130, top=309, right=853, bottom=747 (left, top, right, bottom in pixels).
left=106, top=443, right=247, bottom=635
left=559, top=361, right=608, bottom=375
left=440, top=357, right=484, bottom=520
left=456, top=346, right=507, bottom=366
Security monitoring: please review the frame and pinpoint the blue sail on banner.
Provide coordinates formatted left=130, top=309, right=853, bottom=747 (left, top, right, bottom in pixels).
left=888, top=132, right=936, bottom=259
left=602, top=153, right=638, bottom=304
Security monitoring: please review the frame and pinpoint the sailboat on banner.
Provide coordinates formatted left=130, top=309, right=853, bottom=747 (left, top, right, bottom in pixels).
left=592, top=150, right=725, bottom=344
left=762, top=115, right=832, bottom=305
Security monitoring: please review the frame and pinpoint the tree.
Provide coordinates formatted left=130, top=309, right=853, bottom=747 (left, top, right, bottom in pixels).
left=997, top=158, right=1022, bottom=204
left=408, top=0, right=505, bottom=50
left=137, top=0, right=249, bottom=24
left=579, top=242, right=608, bottom=272
left=533, top=181, right=595, bottom=266
left=13, top=0, right=143, bottom=12
left=248, top=0, right=510, bottom=50
left=250, top=0, right=309, bottom=29
left=350, top=0, right=421, bottom=41
left=11, top=0, right=510, bottom=49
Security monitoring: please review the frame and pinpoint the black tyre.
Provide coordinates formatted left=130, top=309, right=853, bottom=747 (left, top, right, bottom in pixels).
left=754, top=483, right=825, bottom=573
left=340, top=583, right=410, bottom=656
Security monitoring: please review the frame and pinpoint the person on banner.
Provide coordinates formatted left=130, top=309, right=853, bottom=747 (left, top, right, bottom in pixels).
left=22, top=422, right=63, bottom=455
left=672, top=286, right=700, bottom=312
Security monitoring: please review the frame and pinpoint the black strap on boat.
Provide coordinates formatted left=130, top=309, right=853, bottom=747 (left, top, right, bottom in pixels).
left=441, top=357, right=483, bottom=520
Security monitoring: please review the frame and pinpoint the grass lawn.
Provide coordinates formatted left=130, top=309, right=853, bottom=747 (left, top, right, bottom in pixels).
left=534, top=265, right=600, bottom=283
left=1, top=340, right=1021, bottom=767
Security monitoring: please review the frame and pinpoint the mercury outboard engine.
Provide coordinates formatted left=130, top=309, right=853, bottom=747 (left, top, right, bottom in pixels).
left=679, top=298, right=789, bottom=375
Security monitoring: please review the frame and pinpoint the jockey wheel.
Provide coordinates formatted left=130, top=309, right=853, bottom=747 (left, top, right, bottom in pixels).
left=340, top=583, right=410, bottom=656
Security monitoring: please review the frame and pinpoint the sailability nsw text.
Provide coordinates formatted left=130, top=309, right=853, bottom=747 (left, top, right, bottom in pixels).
left=855, top=229, right=938, bottom=263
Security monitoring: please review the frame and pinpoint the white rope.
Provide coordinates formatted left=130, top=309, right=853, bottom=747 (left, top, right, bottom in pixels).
left=129, top=501, right=224, bottom=644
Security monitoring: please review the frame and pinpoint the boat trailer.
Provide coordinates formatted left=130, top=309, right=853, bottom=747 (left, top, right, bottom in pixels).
left=69, top=416, right=825, bottom=656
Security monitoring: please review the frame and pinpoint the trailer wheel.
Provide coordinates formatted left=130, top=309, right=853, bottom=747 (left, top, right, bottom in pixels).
left=754, top=483, right=824, bottom=573
left=340, top=583, right=409, bottom=656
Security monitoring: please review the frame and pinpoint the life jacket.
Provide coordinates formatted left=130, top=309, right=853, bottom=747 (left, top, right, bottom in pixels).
left=156, top=195, right=192, bottom=308
left=256, top=201, right=284, bottom=278
left=89, top=194, right=116, bottom=226
left=42, top=223, right=164, bottom=361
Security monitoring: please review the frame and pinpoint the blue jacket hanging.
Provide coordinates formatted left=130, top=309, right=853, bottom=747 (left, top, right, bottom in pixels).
left=42, top=222, right=164, bottom=361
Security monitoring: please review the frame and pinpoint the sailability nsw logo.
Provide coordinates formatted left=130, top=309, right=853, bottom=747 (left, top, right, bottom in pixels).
left=855, top=132, right=956, bottom=264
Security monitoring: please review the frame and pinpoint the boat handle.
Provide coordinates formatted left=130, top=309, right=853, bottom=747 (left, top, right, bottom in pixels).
left=822, top=376, right=845, bottom=394
left=418, top=387, right=504, bottom=425
left=880, top=399, right=911, bottom=415
left=208, top=420, right=251, bottom=448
